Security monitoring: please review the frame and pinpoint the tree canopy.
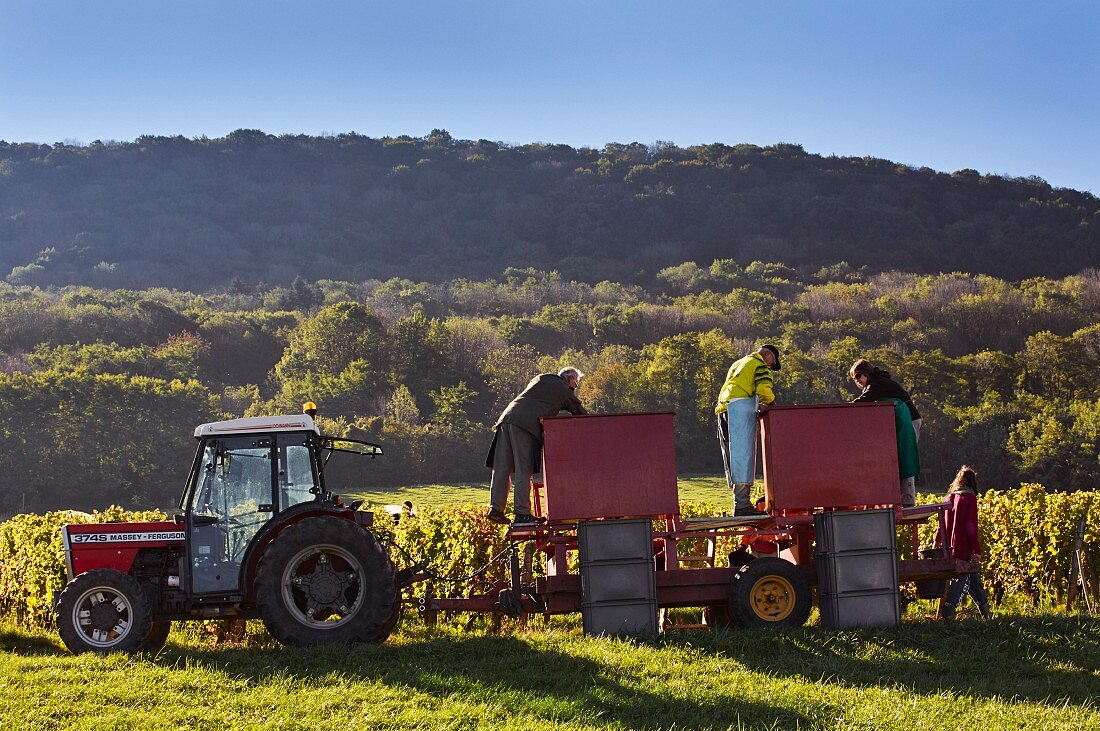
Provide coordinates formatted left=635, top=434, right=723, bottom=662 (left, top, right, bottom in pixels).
left=1, top=263, right=1097, bottom=516
left=1, top=132, right=1096, bottom=290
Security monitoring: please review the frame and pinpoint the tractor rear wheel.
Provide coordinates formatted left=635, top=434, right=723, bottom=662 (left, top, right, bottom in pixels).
left=729, top=557, right=812, bottom=628
left=378, top=589, right=404, bottom=637
left=55, top=569, right=153, bottom=654
left=255, top=516, right=398, bottom=646
left=139, top=621, right=172, bottom=652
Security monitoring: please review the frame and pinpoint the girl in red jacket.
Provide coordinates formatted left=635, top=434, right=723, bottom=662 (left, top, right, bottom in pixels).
left=938, top=465, right=992, bottom=620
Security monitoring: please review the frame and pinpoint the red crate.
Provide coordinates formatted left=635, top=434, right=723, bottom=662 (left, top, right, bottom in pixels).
left=542, top=413, right=679, bottom=521
left=761, top=403, right=900, bottom=512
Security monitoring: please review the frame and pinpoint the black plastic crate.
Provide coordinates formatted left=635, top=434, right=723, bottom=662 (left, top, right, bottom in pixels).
left=580, top=559, right=657, bottom=604
left=814, top=508, right=896, bottom=555
left=819, top=588, right=900, bottom=629
left=817, top=548, right=899, bottom=595
left=581, top=599, right=658, bottom=636
left=578, top=519, right=654, bottom=564
left=915, top=546, right=948, bottom=598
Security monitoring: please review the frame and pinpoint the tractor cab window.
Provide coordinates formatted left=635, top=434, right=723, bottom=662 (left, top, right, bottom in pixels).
left=188, top=436, right=274, bottom=594
left=278, top=433, right=320, bottom=510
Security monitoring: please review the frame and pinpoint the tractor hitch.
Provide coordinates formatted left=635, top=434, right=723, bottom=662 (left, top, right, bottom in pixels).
left=395, top=561, right=431, bottom=588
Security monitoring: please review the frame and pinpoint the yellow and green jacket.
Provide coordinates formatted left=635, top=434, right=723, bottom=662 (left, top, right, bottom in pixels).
left=715, top=353, right=775, bottom=414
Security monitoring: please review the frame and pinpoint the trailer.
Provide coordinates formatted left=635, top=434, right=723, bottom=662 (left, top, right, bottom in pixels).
left=416, top=404, right=967, bottom=631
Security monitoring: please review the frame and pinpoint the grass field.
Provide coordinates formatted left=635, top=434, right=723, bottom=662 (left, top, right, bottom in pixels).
left=9, top=478, right=1092, bottom=729
left=2, top=613, right=1098, bottom=730
left=347, top=475, right=737, bottom=510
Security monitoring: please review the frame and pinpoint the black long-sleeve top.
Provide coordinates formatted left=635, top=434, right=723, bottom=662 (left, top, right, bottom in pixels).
left=850, top=368, right=921, bottom=421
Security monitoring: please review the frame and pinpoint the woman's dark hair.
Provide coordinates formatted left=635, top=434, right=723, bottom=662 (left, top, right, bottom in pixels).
left=950, top=465, right=978, bottom=492
left=849, top=358, right=874, bottom=379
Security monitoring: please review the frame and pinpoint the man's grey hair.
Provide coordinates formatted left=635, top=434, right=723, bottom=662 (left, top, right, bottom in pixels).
left=558, top=366, right=585, bottom=380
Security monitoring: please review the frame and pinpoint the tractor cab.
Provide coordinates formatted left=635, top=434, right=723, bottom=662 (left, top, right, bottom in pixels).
left=57, top=411, right=401, bottom=655
left=182, top=415, right=382, bottom=596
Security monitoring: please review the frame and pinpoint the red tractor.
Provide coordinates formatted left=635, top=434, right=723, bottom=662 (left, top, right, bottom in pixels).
left=55, top=414, right=410, bottom=653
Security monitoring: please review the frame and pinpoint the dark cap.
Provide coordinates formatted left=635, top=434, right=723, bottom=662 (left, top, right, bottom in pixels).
left=760, top=343, right=781, bottom=371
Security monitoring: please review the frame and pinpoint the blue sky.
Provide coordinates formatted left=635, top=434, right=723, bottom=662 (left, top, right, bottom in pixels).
left=2, top=1, right=1097, bottom=192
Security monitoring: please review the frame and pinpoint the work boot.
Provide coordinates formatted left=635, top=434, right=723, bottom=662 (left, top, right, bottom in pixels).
left=486, top=508, right=509, bottom=525
left=941, top=605, right=956, bottom=621
left=734, top=505, right=767, bottom=517
left=977, top=602, right=993, bottom=621
left=511, top=514, right=544, bottom=528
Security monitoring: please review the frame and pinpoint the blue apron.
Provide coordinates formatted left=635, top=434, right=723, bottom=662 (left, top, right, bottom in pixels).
left=726, top=396, right=759, bottom=484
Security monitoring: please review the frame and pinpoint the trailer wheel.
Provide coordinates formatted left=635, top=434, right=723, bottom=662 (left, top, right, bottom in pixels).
left=496, top=589, right=523, bottom=618
left=703, top=603, right=739, bottom=629
left=139, top=621, right=172, bottom=652
left=729, top=557, right=811, bottom=628
left=55, top=569, right=153, bottom=654
left=255, top=516, right=397, bottom=646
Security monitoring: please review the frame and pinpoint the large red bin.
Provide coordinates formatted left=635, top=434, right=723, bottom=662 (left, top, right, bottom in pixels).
left=541, top=412, right=679, bottom=521
left=761, top=403, right=900, bottom=512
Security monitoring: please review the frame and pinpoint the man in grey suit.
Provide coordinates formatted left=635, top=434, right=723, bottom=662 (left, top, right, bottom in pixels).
left=486, top=367, right=587, bottom=526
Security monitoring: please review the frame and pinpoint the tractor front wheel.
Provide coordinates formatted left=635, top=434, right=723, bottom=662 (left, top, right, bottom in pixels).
left=729, top=557, right=812, bottom=628
left=55, top=569, right=153, bottom=654
left=255, top=516, right=398, bottom=646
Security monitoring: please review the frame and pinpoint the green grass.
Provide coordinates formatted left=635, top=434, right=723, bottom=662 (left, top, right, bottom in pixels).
left=347, top=475, right=739, bottom=511
left=348, top=481, right=492, bottom=508
left=2, top=613, right=1098, bottom=730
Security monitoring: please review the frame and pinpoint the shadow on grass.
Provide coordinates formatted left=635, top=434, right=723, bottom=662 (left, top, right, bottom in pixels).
left=0, top=627, right=65, bottom=656
left=155, top=634, right=817, bottom=730
left=8, top=614, right=1097, bottom=722
left=707, top=614, right=1100, bottom=706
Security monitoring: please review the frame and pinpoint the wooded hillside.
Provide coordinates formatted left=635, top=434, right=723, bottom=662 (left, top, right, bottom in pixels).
left=1, top=130, right=1097, bottom=289
left=1, top=264, right=1097, bottom=515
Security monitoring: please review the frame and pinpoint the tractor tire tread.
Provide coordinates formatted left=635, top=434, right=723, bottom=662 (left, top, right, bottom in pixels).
left=139, top=621, right=172, bottom=652
left=55, top=569, right=154, bottom=654
left=254, top=516, right=397, bottom=646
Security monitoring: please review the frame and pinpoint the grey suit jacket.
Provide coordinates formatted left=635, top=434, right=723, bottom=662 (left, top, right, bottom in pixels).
left=493, top=373, right=587, bottom=439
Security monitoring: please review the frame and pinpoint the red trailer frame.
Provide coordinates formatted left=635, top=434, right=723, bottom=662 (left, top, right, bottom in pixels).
left=414, top=409, right=967, bottom=626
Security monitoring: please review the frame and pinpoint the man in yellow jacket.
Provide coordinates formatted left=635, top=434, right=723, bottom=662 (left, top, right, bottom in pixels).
left=715, top=344, right=780, bottom=515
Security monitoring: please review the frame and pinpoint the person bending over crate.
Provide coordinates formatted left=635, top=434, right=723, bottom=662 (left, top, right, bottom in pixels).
left=715, top=344, right=780, bottom=516
left=485, top=367, right=588, bottom=527
left=848, top=358, right=922, bottom=507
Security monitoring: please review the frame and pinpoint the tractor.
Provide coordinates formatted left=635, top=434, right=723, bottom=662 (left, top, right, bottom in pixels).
left=55, top=413, right=410, bottom=653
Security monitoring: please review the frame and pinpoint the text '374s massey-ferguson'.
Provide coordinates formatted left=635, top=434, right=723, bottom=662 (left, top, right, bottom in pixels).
left=55, top=414, right=414, bottom=653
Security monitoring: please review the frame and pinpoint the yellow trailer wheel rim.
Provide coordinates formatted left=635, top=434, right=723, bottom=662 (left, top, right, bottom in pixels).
left=749, top=575, right=796, bottom=622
